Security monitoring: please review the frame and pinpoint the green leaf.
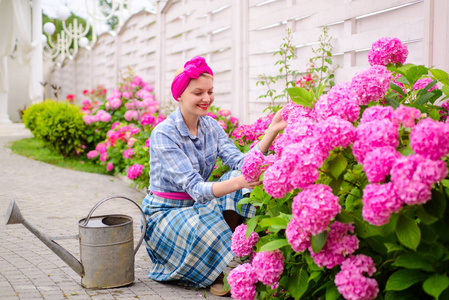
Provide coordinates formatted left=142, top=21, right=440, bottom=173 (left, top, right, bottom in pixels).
left=442, top=85, right=449, bottom=97
left=424, top=189, right=447, bottom=219
left=311, top=231, right=328, bottom=253
left=260, top=238, right=290, bottom=252
left=336, top=210, right=354, bottom=223
left=325, top=284, right=340, bottom=300
left=414, top=92, right=435, bottom=106
left=404, top=65, right=429, bottom=84
left=416, top=205, right=438, bottom=225
left=328, top=153, right=348, bottom=180
left=258, top=217, right=288, bottom=229
left=392, top=253, right=435, bottom=272
left=288, top=268, right=309, bottom=298
left=386, top=269, right=427, bottom=291
left=391, top=82, right=406, bottom=97
left=430, top=68, right=449, bottom=85
left=385, top=242, right=405, bottom=253
left=395, top=214, right=421, bottom=250
left=423, top=274, right=449, bottom=299
left=386, top=96, right=400, bottom=109
left=396, top=75, right=411, bottom=86
left=287, top=87, right=314, bottom=108
left=245, top=216, right=259, bottom=239
left=385, top=290, right=419, bottom=300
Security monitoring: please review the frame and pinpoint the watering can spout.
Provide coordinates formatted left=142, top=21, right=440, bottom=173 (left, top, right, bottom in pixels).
left=5, top=200, right=84, bottom=277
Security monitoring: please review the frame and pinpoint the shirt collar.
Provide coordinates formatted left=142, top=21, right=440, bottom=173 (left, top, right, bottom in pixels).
left=174, top=107, right=205, bottom=139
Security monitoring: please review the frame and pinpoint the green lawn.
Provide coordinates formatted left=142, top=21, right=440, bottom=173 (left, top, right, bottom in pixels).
left=7, top=137, right=108, bottom=175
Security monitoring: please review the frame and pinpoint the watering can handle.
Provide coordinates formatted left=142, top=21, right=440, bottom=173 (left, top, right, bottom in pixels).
left=83, top=196, right=147, bottom=256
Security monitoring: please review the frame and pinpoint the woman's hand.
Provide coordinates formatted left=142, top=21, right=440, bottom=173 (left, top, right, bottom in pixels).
left=236, top=175, right=262, bottom=190
left=258, top=108, right=287, bottom=153
left=212, top=175, right=261, bottom=198
left=269, top=109, right=287, bottom=134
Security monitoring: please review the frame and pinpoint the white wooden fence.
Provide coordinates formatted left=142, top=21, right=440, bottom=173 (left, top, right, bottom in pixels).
left=50, top=0, right=449, bottom=124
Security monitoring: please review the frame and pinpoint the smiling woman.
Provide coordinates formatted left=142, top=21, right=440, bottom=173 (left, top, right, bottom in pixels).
left=140, top=56, right=286, bottom=295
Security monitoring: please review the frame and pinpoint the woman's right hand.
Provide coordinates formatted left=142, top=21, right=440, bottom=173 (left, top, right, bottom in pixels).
left=236, top=175, right=262, bottom=190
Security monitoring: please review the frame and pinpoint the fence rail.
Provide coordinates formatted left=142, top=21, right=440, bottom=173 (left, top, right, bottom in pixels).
left=49, top=0, right=448, bottom=124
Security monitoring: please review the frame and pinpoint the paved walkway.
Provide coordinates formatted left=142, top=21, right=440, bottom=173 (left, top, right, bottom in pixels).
left=0, top=123, right=224, bottom=300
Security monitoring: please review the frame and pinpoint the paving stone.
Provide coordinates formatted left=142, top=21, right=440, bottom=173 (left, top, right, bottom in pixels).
left=0, top=126, right=225, bottom=300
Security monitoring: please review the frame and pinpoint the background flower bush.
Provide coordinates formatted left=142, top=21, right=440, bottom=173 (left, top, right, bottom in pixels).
left=230, top=36, right=449, bottom=300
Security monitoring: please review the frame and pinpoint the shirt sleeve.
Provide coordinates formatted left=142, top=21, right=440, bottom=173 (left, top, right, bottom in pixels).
left=151, top=129, right=215, bottom=204
left=214, top=121, right=263, bottom=170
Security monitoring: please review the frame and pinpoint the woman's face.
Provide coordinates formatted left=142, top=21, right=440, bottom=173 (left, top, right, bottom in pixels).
left=178, top=75, right=214, bottom=118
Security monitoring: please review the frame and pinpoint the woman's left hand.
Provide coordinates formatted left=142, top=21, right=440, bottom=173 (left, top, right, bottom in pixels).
left=269, top=109, right=287, bottom=134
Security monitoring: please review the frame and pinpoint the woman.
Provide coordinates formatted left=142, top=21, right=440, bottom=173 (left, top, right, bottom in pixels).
left=141, top=56, right=286, bottom=295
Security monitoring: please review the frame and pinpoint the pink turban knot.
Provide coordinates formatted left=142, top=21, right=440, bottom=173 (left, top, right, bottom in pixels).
left=171, top=56, right=213, bottom=101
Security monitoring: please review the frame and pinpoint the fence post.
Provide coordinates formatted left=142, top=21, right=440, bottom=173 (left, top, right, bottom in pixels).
left=232, top=0, right=249, bottom=123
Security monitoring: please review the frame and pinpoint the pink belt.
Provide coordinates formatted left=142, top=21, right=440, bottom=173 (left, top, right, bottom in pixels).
left=151, top=191, right=192, bottom=200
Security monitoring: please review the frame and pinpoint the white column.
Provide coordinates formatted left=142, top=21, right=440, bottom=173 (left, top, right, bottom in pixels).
left=0, top=57, right=12, bottom=123
left=32, top=0, right=43, bottom=102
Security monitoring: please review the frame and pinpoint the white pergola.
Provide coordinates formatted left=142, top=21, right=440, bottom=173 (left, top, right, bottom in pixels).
left=0, top=0, right=43, bottom=123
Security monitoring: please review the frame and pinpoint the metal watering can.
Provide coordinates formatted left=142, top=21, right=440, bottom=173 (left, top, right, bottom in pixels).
left=5, top=196, right=146, bottom=289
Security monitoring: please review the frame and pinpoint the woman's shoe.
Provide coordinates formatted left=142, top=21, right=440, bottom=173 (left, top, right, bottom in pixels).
left=209, top=273, right=231, bottom=296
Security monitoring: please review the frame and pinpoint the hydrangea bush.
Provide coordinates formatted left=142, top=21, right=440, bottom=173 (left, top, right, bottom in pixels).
left=230, top=37, right=449, bottom=300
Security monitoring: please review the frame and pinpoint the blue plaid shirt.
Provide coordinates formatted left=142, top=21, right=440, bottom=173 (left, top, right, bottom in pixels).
left=149, top=108, right=259, bottom=204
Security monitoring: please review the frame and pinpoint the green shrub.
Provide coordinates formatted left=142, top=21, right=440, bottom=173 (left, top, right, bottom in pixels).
left=30, top=100, right=87, bottom=157
left=22, top=100, right=49, bottom=132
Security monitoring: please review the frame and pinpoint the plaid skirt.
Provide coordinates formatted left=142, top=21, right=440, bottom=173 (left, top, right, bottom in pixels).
left=141, top=170, right=256, bottom=288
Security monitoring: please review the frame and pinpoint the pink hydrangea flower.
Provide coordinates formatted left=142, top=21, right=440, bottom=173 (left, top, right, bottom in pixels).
left=413, top=78, right=438, bottom=92
left=231, top=224, right=260, bottom=257
left=309, top=222, right=359, bottom=269
left=242, top=150, right=267, bottom=182
left=410, top=118, right=449, bottom=160
left=292, top=184, right=341, bottom=235
left=352, top=119, right=399, bottom=163
left=390, top=154, right=447, bottom=205
left=98, top=111, right=112, bottom=122
left=100, top=152, right=108, bottom=162
left=282, top=116, right=316, bottom=145
left=218, top=109, right=231, bottom=117
left=314, top=82, right=360, bottom=122
left=124, top=110, right=139, bottom=121
left=392, top=105, right=421, bottom=128
left=217, top=120, right=227, bottom=130
left=335, top=255, right=379, bottom=300
left=368, top=37, right=408, bottom=66
left=108, top=97, right=122, bottom=110
left=230, top=116, right=239, bottom=126
left=286, top=217, right=311, bottom=253
left=281, top=100, right=316, bottom=125
left=360, top=105, right=394, bottom=124
left=96, top=143, right=107, bottom=154
left=145, top=137, right=151, bottom=148
left=227, top=263, right=258, bottom=300
left=263, top=160, right=294, bottom=199
left=252, top=250, right=284, bottom=286
left=87, top=150, right=99, bottom=159
left=140, top=114, right=156, bottom=126
left=127, top=164, right=144, bottom=180
left=314, top=116, right=356, bottom=151
left=106, top=162, right=114, bottom=172
left=350, top=65, right=393, bottom=106
left=123, top=149, right=135, bottom=159
left=362, top=183, right=403, bottom=226
left=363, top=146, right=401, bottom=183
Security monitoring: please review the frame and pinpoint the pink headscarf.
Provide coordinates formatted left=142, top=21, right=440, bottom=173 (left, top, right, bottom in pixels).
left=171, top=56, right=213, bottom=101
